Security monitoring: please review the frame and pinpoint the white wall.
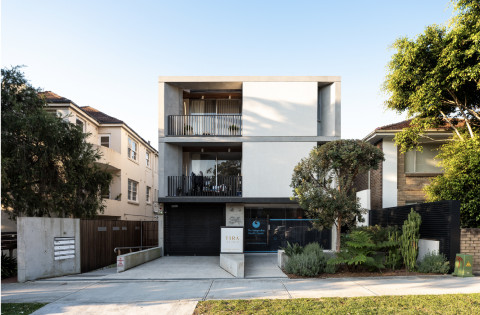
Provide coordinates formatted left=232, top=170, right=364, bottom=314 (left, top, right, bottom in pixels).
left=243, top=82, right=318, bottom=136
left=382, top=140, right=398, bottom=208
left=356, top=189, right=371, bottom=227
left=319, top=82, right=341, bottom=137
left=242, top=142, right=316, bottom=197
left=17, top=217, right=81, bottom=282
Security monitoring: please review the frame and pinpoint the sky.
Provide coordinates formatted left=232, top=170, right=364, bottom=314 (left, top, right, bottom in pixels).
left=2, top=0, right=456, bottom=150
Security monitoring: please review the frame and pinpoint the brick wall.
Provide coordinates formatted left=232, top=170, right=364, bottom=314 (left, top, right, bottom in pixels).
left=397, top=150, right=439, bottom=206
left=370, top=140, right=382, bottom=210
left=460, top=228, right=480, bottom=272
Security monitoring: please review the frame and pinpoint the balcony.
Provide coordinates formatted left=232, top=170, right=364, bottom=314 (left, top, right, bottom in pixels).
left=168, top=175, right=242, bottom=197
left=93, top=144, right=121, bottom=172
left=168, top=115, right=242, bottom=136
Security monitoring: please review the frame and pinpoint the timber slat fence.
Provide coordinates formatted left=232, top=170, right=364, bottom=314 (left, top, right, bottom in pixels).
left=80, top=220, right=158, bottom=273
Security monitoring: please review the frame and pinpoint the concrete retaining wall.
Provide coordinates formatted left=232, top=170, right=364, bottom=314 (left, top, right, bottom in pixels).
left=117, top=247, right=162, bottom=272
left=460, top=228, right=480, bottom=272
left=17, top=217, right=81, bottom=282
left=220, top=253, right=244, bottom=278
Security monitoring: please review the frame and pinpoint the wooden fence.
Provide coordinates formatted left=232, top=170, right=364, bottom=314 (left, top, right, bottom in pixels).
left=80, top=220, right=158, bottom=273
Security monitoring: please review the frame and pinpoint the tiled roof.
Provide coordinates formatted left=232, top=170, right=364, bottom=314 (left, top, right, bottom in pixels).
left=39, top=91, right=74, bottom=104
left=80, top=106, right=123, bottom=124
left=375, top=119, right=464, bottom=131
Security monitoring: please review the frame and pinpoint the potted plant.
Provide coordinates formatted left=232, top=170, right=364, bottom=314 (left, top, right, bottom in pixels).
left=228, top=124, right=240, bottom=134
left=184, top=125, right=193, bottom=135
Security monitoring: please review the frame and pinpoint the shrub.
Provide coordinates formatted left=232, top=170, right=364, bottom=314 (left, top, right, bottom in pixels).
left=284, top=242, right=328, bottom=277
left=385, top=229, right=403, bottom=270
left=325, top=258, right=338, bottom=274
left=282, top=241, right=303, bottom=257
left=1, top=253, right=17, bottom=279
left=417, top=252, right=450, bottom=274
left=400, top=209, right=422, bottom=271
left=328, top=230, right=384, bottom=271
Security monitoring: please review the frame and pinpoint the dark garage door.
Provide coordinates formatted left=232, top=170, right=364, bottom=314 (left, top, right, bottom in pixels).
left=165, top=203, right=225, bottom=255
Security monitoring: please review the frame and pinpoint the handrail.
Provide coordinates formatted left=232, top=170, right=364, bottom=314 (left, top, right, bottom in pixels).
left=168, top=114, right=242, bottom=136
left=168, top=175, right=242, bottom=197
left=114, top=246, right=155, bottom=255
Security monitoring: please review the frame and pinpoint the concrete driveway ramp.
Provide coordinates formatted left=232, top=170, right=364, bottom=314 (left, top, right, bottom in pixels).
left=220, top=254, right=245, bottom=278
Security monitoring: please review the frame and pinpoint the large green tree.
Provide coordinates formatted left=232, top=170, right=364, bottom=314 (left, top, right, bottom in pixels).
left=1, top=67, right=112, bottom=219
left=383, top=0, right=479, bottom=151
left=291, top=140, right=384, bottom=251
left=425, top=135, right=480, bottom=227
left=383, top=0, right=480, bottom=227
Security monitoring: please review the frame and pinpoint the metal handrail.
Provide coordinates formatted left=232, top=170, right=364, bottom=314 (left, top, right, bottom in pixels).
left=168, top=175, right=242, bottom=197
left=168, top=114, right=242, bottom=136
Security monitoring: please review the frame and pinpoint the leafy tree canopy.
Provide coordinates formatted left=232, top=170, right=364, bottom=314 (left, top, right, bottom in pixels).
left=425, top=134, right=480, bottom=227
left=291, top=140, right=384, bottom=251
left=383, top=0, right=480, bottom=152
left=1, top=67, right=112, bottom=219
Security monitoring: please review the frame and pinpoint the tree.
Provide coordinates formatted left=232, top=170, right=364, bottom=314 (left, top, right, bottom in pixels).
left=425, top=135, right=480, bottom=227
left=1, top=67, right=112, bottom=219
left=383, top=0, right=480, bottom=152
left=291, top=140, right=384, bottom=252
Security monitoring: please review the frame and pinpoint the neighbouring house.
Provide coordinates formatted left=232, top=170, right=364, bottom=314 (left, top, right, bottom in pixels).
left=158, top=76, right=341, bottom=255
left=1, top=92, right=159, bottom=231
left=354, top=119, right=455, bottom=211
left=41, top=92, right=159, bottom=221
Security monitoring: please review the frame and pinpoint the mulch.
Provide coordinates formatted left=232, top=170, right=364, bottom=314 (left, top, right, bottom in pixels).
left=284, top=267, right=446, bottom=279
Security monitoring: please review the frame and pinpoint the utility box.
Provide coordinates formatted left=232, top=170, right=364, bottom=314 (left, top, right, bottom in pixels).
left=453, top=253, right=474, bottom=277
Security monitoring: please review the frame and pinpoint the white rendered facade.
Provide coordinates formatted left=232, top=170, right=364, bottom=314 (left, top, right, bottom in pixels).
left=158, top=77, right=341, bottom=255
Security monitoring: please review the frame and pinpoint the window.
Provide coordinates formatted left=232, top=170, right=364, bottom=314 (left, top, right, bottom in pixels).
left=146, top=152, right=150, bottom=167
left=100, top=135, right=110, bottom=148
left=76, top=118, right=85, bottom=131
left=146, top=186, right=151, bottom=203
left=128, top=137, right=137, bottom=160
left=128, top=179, right=138, bottom=202
left=405, top=143, right=442, bottom=173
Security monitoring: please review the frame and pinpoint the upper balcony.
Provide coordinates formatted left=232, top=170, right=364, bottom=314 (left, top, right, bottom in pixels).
left=168, top=114, right=242, bottom=137
left=93, top=144, right=121, bottom=172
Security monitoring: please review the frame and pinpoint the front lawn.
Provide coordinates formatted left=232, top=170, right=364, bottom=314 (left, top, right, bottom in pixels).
left=1, top=303, right=46, bottom=315
left=194, top=294, right=480, bottom=314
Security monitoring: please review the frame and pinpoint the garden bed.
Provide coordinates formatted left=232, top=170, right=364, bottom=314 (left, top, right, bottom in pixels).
left=283, top=266, right=447, bottom=279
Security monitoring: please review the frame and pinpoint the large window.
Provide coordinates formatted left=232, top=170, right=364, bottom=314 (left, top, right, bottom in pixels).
left=405, top=143, right=442, bottom=173
left=128, top=137, right=137, bottom=160
left=146, top=152, right=150, bottom=168
left=128, top=179, right=138, bottom=202
left=76, top=118, right=85, bottom=132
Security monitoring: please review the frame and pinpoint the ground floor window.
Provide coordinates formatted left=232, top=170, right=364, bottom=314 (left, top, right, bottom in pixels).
left=244, top=207, right=331, bottom=252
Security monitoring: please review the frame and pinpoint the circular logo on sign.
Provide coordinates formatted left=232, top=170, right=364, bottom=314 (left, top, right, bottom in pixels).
left=252, top=220, right=260, bottom=228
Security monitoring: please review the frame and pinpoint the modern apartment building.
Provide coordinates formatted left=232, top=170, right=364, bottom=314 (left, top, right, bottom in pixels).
left=355, top=119, right=452, bottom=212
left=41, top=92, right=159, bottom=221
left=158, top=76, right=341, bottom=255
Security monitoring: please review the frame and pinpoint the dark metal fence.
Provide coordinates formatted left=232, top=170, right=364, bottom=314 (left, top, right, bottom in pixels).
left=168, top=175, right=242, bottom=197
left=168, top=115, right=242, bottom=136
left=369, top=200, right=460, bottom=269
left=80, top=220, right=158, bottom=272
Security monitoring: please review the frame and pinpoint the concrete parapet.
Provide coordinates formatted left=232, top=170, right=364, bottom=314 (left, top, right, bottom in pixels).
left=117, top=247, right=162, bottom=273
left=220, top=253, right=244, bottom=278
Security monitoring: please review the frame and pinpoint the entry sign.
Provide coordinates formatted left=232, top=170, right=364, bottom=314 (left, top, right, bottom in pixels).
left=221, top=227, right=244, bottom=253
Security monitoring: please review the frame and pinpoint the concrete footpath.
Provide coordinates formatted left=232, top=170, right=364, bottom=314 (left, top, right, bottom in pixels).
left=2, top=276, right=480, bottom=314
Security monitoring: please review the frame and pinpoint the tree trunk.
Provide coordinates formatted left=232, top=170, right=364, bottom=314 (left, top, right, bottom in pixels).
left=336, top=215, right=342, bottom=252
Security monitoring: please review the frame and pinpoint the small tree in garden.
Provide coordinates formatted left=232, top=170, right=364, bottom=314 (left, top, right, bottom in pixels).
left=291, top=140, right=384, bottom=251
left=400, top=209, right=422, bottom=271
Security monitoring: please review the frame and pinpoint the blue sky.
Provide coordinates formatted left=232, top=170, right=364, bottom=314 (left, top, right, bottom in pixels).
left=2, top=1, right=455, bottom=149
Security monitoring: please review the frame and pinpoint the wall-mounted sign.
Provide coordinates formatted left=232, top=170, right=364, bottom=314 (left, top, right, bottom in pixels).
left=221, top=227, right=244, bottom=253
left=54, top=237, right=75, bottom=260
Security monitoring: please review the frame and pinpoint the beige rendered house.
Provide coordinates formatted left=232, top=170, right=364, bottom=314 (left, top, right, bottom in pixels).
left=40, top=91, right=159, bottom=221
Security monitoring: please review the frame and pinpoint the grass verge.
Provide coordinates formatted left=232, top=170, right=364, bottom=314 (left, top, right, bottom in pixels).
left=194, top=294, right=480, bottom=314
left=1, top=303, right=47, bottom=315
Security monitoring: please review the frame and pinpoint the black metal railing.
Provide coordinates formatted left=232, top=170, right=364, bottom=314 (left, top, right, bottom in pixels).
left=168, top=115, right=242, bottom=136
left=168, top=175, right=242, bottom=197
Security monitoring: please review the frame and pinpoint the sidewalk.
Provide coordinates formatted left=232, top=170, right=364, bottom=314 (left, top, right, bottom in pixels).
left=2, top=275, right=480, bottom=315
